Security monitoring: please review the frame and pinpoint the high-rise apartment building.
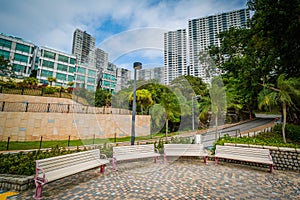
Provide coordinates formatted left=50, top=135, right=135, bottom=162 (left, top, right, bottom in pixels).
left=115, top=68, right=131, bottom=92
left=137, top=67, right=164, bottom=84
left=72, top=29, right=96, bottom=66
left=164, top=29, right=187, bottom=85
left=188, top=8, right=250, bottom=82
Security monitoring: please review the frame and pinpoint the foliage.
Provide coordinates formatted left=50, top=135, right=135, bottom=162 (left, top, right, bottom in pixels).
left=95, top=89, right=112, bottom=107
left=129, top=89, right=154, bottom=114
left=47, top=77, right=57, bottom=86
left=21, top=77, right=39, bottom=88
left=273, top=124, right=300, bottom=143
left=0, top=147, right=85, bottom=175
left=43, top=86, right=57, bottom=94
left=258, top=74, right=300, bottom=143
left=0, top=55, right=13, bottom=79
left=247, top=0, right=300, bottom=78
left=211, top=126, right=300, bottom=154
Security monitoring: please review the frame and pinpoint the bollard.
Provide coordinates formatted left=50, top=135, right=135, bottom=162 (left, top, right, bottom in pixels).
left=6, top=137, right=10, bottom=150
left=39, top=136, right=43, bottom=149
left=93, top=134, right=95, bottom=144
left=68, top=135, right=70, bottom=147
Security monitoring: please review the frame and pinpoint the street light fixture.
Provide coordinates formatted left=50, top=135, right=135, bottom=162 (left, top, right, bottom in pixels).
left=192, top=95, right=201, bottom=131
left=131, top=62, right=142, bottom=145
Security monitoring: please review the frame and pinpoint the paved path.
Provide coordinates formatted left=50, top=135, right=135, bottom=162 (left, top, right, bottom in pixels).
left=11, top=158, right=300, bottom=200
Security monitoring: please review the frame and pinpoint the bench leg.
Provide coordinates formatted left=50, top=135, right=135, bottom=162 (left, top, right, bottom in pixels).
left=204, top=156, right=208, bottom=165
left=269, top=164, right=274, bottom=173
left=215, top=157, right=218, bottom=165
left=100, top=165, right=106, bottom=174
left=112, top=158, right=117, bottom=170
left=33, top=181, right=43, bottom=200
left=154, top=156, right=158, bottom=163
left=164, top=154, right=167, bottom=164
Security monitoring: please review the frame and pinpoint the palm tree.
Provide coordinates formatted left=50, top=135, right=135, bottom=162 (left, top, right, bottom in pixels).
left=258, top=74, right=300, bottom=143
left=47, top=77, right=57, bottom=86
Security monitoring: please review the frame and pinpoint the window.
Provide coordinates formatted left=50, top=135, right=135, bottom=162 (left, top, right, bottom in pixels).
left=12, top=64, right=25, bottom=73
left=77, top=75, right=85, bottom=81
left=57, top=64, right=68, bottom=72
left=41, top=70, right=53, bottom=77
left=56, top=73, right=67, bottom=81
left=68, top=66, right=76, bottom=73
left=58, top=54, right=69, bottom=63
left=87, top=85, right=95, bottom=91
left=87, top=77, right=95, bottom=84
left=14, top=53, right=28, bottom=63
left=43, top=50, right=55, bottom=59
left=70, top=58, right=76, bottom=64
left=16, top=43, right=30, bottom=53
left=88, top=69, right=96, bottom=76
left=0, top=50, right=10, bottom=59
left=77, top=67, right=86, bottom=74
left=68, top=75, right=74, bottom=82
left=0, top=38, right=12, bottom=49
left=42, top=60, right=54, bottom=68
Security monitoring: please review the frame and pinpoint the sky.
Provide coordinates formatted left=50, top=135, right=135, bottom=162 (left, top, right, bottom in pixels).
left=0, top=0, right=248, bottom=71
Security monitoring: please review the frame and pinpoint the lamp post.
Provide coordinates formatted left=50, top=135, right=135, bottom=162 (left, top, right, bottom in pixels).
left=131, top=62, right=142, bottom=145
left=192, top=95, right=201, bottom=131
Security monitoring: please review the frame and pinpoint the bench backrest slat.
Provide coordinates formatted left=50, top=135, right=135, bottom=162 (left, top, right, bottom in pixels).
left=215, top=145, right=271, bottom=159
left=113, top=144, right=155, bottom=156
left=36, top=149, right=100, bottom=173
left=164, top=144, right=206, bottom=154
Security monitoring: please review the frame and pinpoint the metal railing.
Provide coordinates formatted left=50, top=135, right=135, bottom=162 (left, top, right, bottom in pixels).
left=0, top=101, right=131, bottom=115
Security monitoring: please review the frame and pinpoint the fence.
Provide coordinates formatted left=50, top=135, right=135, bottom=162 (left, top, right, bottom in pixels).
left=0, top=86, right=72, bottom=99
left=0, top=101, right=131, bottom=115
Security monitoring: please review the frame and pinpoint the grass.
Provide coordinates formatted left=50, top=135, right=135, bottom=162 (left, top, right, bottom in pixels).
left=0, top=132, right=171, bottom=151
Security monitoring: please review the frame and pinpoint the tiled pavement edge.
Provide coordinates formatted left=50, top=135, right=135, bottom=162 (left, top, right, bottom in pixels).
left=11, top=158, right=300, bottom=200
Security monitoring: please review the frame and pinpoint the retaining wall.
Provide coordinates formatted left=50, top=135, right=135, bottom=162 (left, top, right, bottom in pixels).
left=223, top=143, right=300, bottom=171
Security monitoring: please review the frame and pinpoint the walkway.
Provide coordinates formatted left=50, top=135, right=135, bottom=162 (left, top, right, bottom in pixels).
left=10, top=158, right=300, bottom=199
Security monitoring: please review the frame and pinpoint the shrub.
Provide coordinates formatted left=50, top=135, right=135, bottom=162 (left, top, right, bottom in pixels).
left=43, top=86, right=56, bottom=94
left=274, top=124, right=300, bottom=143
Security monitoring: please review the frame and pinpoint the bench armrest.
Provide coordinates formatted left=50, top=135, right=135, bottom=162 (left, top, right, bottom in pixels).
left=100, top=153, right=108, bottom=160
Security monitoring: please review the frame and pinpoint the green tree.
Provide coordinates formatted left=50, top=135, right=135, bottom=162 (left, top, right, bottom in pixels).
left=258, top=74, right=300, bottom=143
left=47, top=77, right=57, bottom=86
left=131, top=89, right=154, bottom=115
left=22, top=77, right=38, bottom=88
left=95, top=89, right=112, bottom=107
left=247, top=0, right=300, bottom=78
left=0, top=55, right=13, bottom=79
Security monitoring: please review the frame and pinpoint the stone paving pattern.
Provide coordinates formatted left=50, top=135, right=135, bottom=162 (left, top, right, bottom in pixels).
left=11, top=157, right=300, bottom=200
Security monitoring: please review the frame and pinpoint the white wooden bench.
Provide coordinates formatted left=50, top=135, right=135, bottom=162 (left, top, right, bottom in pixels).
left=164, top=144, right=208, bottom=164
left=112, top=144, right=160, bottom=170
left=215, top=145, right=274, bottom=173
left=33, top=149, right=109, bottom=199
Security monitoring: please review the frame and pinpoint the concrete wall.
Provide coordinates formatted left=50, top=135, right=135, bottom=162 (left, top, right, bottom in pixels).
left=0, top=94, right=150, bottom=141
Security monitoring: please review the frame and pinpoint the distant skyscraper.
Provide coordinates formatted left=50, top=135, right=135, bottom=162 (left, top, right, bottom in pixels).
left=137, top=67, right=164, bottom=84
left=164, top=29, right=187, bottom=85
left=95, top=48, right=108, bottom=69
left=115, top=68, right=131, bottom=92
left=188, top=8, right=250, bottom=82
left=72, top=29, right=96, bottom=66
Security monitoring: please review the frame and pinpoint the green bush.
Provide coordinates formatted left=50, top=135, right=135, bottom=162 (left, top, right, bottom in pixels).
left=211, top=129, right=300, bottom=155
left=274, top=124, right=300, bottom=142
left=43, top=86, right=56, bottom=94
left=0, top=147, right=82, bottom=175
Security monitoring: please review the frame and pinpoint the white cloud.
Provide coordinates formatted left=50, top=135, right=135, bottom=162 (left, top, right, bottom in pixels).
left=0, top=0, right=247, bottom=67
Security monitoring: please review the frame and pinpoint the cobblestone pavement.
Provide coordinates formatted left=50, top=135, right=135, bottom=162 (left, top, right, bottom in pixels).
left=12, top=158, right=300, bottom=200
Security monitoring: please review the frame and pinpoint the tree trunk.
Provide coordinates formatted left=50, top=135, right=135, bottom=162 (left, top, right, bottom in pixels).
left=215, top=114, right=219, bottom=141
left=165, top=114, right=168, bottom=140
left=282, top=102, right=287, bottom=143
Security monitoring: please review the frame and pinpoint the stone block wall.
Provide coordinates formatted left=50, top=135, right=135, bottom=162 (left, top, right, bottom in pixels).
left=223, top=143, right=300, bottom=171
